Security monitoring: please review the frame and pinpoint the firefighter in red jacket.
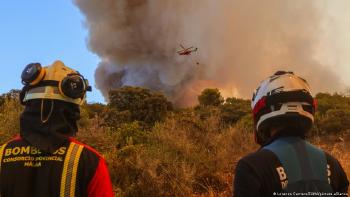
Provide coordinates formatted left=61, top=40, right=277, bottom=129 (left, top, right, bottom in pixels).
left=0, top=61, right=114, bottom=196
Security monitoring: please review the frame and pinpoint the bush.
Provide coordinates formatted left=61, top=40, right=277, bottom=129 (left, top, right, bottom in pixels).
left=0, top=98, right=23, bottom=143
left=198, top=88, right=224, bottom=107
left=235, top=113, right=254, bottom=132
left=0, top=89, right=21, bottom=106
left=317, top=109, right=350, bottom=134
left=82, top=102, right=106, bottom=118
left=104, top=109, right=132, bottom=129
left=315, top=93, right=350, bottom=115
left=314, top=93, right=350, bottom=134
left=115, top=122, right=148, bottom=149
left=220, top=97, right=251, bottom=125
left=106, top=87, right=172, bottom=127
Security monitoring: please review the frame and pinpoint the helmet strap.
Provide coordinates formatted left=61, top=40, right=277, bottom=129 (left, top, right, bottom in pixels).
left=41, top=99, right=54, bottom=123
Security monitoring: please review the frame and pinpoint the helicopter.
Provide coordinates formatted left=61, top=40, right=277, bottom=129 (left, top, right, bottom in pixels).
left=177, top=44, right=198, bottom=55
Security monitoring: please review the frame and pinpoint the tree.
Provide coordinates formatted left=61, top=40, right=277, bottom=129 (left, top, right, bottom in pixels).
left=220, top=97, right=251, bottom=125
left=106, top=86, right=173, bottom=127
left=198, top=88, right=224, bottom=107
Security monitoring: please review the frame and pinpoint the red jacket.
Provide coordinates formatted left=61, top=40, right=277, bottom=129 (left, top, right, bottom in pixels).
left=0, top=136, right=114, bottom=197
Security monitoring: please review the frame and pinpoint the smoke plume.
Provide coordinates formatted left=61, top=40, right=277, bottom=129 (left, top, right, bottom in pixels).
left=74, top=0, right=346, bottom=106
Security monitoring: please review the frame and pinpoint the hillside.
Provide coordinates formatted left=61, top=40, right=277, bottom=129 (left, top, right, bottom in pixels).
left=0, top=88, right=349, bottom=196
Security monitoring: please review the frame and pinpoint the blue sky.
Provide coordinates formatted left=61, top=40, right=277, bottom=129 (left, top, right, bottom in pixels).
left=0, top=1, right=104, bottom=103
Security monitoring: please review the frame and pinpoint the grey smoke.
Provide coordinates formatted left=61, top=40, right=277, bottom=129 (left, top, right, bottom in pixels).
left=74, top=0, right=346, bottom=106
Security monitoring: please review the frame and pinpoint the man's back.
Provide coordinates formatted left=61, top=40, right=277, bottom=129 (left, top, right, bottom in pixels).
left=0, top=136, right=113, bottom=197
left=234, top=137, right=349, bottom=197
left=235, top=71, right=349, bottom=197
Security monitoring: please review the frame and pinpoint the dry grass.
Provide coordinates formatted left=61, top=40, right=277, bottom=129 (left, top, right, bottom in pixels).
left=0, top=99, right=22, bottom=143
left=311, top=132, right=350, bottom=194
left=0, top=100, right=348, bottom=196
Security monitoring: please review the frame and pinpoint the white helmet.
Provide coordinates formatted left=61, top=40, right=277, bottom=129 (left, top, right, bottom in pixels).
left=252, top=71, right=316, bottom=144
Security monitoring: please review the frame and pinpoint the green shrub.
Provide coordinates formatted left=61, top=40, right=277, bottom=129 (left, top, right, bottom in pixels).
left=198, top=88, right=224, bottom=107
left=235, top=113, right=254, bottom=132
left=317, top=109, right=350, bottom=134
left=314, top=93, right=350, bottom=134
left=220, top=97, right=250, bottom=125
left=106, top=86, right=172, bottom=127
left=115, top=122, right=148, bottom=148
left=82, top=102, right=106, bottom=118
left=316, top=93, right=350, bottom=115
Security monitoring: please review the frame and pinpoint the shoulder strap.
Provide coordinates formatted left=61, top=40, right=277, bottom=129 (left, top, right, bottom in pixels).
left=263, top=137, right=328, bottom=183
left=60, top=142, right=84, bottom=197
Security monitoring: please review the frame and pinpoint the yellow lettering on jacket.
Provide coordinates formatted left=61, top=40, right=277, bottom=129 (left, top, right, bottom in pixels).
left=21, top=146, right=30, bottom=154
left=5, top=148, right=11, bottom=156
left=12, top=147, right=21, bottom=155
left=53, top=147, right=66, bottom=155
left=30, top=147, right=41, bottom=155
left=4, top=146, right=42, bottom=156
left=3, top=146, right=67, bottom=157
left=24, top=161, right=42, bottom=167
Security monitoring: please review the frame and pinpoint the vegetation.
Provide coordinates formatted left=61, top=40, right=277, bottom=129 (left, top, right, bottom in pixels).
left=220, top=97, right=251, bottom=126
left=315, top=93, right=350, bottom=135
left=0, top=88, right=349, bottom=196
left=198, top=88, right=224, bottom=107
left=105, top=87, right=173, bottom=129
